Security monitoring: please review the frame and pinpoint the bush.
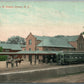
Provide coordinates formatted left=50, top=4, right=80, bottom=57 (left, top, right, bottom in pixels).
left=0, top=55, right=8, bottom=61
left=0, top=47, right=3, bottom=52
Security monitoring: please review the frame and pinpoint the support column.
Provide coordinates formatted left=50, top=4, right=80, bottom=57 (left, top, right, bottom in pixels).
left=38, top=55, right=41, bottom=64
left=28, top=55, right=30, bottom=61
left=6, top=56, right=9, bottom=68
left=37, top=55, right=39, bottom=60
left=11, top=55, right=14, bottom=68
left=29, top=55, right=32, bottom=65
left=34, top=55, right=37, bottom=65
left=15, top=55, right=18, bottom=67
left=43, top=55, right=45, bottom=63
left=16, top=61, right=18, bottom=67
left=49, top=55, right=53, bottom=63
left=53, top=54, right=56, bottom=63
left=6, top=55, right=10, bottom=68
left=46, top=55, right=48, bottom=64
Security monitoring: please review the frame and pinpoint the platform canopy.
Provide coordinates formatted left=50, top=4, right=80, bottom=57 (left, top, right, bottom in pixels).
left=17, top=50, right=63, bottom=55
left=0, top=50, right=63, bottom=55
left=1, top=51, right=84, bottom=56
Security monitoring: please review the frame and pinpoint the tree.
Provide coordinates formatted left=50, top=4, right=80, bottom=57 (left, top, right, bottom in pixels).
left=0, top=47, right=3, bottom=52
left=0, top=47, right=7, bottom=61
left=82, top=32, right=84, bottom=35
left=7, top=36, right=26, bottom=45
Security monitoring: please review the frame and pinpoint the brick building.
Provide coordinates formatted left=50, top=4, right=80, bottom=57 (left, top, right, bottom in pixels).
left=0, top=32, right=84, bottom=52
left=26, top=32, right=84, bottom=52
left=0, top=32, right=84, bottom=65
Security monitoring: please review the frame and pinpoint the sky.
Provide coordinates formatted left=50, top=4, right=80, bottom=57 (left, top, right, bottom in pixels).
left=0, top=1, right=84, bottom=41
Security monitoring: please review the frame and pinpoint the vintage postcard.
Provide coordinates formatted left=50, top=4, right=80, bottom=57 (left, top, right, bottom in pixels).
left=0, top=0, right=84, bottom=83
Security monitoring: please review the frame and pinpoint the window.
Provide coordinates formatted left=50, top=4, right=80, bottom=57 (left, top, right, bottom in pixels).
left=29, top=48, right=31, bottom=51
left=29, top=40, right=32, bottom=45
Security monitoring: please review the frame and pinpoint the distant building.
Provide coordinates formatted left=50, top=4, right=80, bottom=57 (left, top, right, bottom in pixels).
left=26, top=32, right=84, bottom=52
left=0, top=43, right=26, bottom=52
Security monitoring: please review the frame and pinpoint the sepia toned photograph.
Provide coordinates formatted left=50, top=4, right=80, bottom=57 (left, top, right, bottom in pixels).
left=0, top=0, right=84, bottom=83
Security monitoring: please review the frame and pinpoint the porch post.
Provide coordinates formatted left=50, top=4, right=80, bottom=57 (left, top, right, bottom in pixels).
left=6, top=56, right=9, bottom=68
left=16, top=60, right=18, bottom=67
left=34, top=55, right=37, bottom=65
left=11, top=55, right=14, bottom=68
left=30, top=55, right=32, bottom=65
left=37, top=55, right=40, bottom=64
left=43, top=55, right=45, bottom=63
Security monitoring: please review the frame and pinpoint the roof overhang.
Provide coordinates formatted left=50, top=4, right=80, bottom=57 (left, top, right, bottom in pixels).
left=0, top=51, right=63, bottom=55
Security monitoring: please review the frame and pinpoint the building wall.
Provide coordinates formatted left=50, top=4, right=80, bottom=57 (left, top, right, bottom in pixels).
left=42, top=47, right=75, bottom=51
left=3, top=49, right=10, bottom=52
left=26, top=33, right=75, bottom=52
left=36, top=46, right=75, bottom=51
left=36, top=40, right=41, bottom=45
left=26, top=33, right=84, bottom=52
left=69, top=41, right=77, bottom=49
left=22, top=47, right=26, bottom=51
left=36, top=46, right=43, bottom=51
left=3, top=49, right=20, bottom=52
left=10, top=50, right=21, bottom=52
left=26, top=33, right=36, bottom=51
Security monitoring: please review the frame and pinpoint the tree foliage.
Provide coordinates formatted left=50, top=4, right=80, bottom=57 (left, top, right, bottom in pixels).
left=82, top=32, right=84, bottom=35
left=0, top=47, right=7, bottom=61
left=0, top=55, right=8, bottom=61
left=0, top=47, right=3, bottom=52
left=7, top=36, right=26, bottom=44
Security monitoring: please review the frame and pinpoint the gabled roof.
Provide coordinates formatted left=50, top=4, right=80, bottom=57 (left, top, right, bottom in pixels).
left=0, top=43, right=22, bottom=50
left=34, top=35, right=79, bottom=48
left=55, top=35, right=79, bottom=42
left=66, top=36, right=79, bottom=41
left=34, top=35, right=79, bottom=42
left=37, top=37, right=74, bottom=48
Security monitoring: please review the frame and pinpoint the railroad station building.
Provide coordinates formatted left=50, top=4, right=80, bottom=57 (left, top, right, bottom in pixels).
left=0, top=32, right=84, bottom=52
left=26, top=32, right=84, bottom=52
left=0, top=32, right=84, bottom=67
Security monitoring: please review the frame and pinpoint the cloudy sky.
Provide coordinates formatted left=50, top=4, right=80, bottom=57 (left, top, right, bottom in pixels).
left=0, top=1, right=84, bottom=41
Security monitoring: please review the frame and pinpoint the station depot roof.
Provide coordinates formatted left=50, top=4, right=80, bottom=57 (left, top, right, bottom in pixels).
left=0, top=51, right=63, bottom=55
